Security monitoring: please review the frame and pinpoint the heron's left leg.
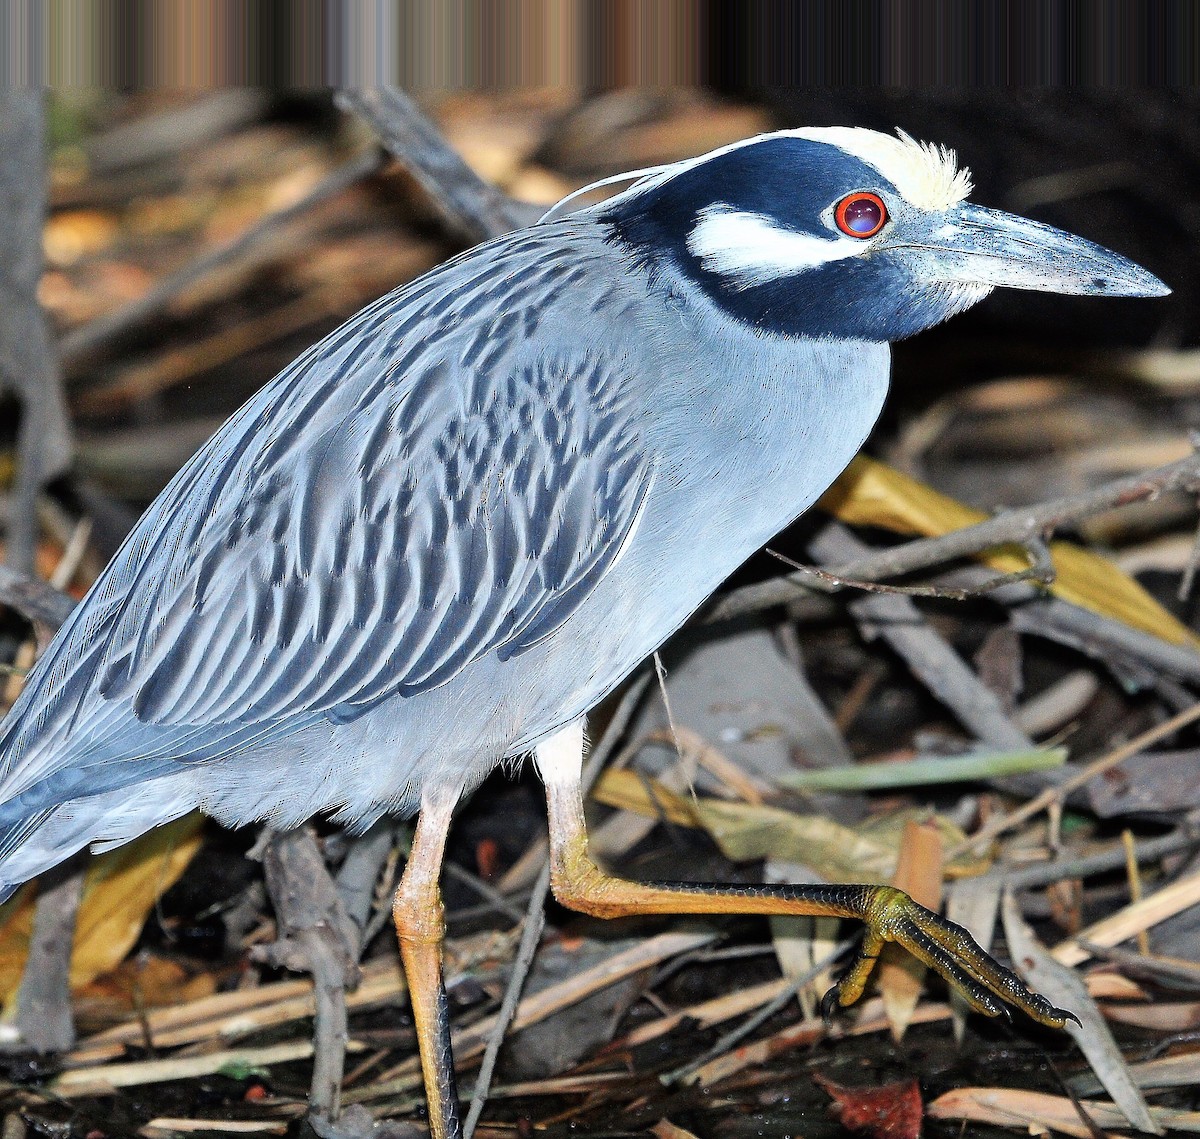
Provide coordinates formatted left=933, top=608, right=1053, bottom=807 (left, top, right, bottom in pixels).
left=393, top=790, right=461, bottom=1139
left=536, top=722, right=1074, bottom=1029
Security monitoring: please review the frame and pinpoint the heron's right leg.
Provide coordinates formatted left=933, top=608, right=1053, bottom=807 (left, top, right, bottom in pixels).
left=537, top=721, right=1076, bottom=1029
left=393, top=790, right=461, bottom=1139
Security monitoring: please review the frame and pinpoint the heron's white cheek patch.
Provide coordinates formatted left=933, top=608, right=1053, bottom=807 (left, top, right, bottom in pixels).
left=687, top=205, right=865, bottom=290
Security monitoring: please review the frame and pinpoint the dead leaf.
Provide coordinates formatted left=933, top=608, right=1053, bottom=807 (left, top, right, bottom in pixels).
left=651, top=1122, right=702, bottom=1139
left=1085, top=972, right=1146, bottom=1001
left=929, top=1087, right=1200, bottom=1137
left=74, top=954, right=218, bottom=1032
left=1071, top=1049, right=1200, bottom=1096
left=43, top=209, right=119, bottom=266
left=0, top=815, right=205, bottom=1005
left=1100, top=1000, right=1200, bottom=1031
left=813, top=1072, right=922, bottom=1139
left=946, top=877, right=1001, bottom=1042
left=1000, top=889, right=1161, bottom=1135
left=592, top=767, right=697, bottom=828
left=820, top=456, right=1200, bottom=649
left=696, top=798, right=984, bottom=884
left=591, top=770, right=990, bottom=882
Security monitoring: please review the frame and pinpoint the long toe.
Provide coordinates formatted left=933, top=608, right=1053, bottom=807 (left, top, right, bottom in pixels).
left=873, top=894, right=1077, bottom=1029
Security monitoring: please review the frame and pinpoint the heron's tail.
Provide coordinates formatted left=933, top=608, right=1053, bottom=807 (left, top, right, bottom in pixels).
left=0, top=775, right=196, bottom=901
left=0, top=798, right=57, bottom=902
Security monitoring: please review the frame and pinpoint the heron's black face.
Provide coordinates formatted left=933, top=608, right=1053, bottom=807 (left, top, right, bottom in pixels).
left=602, top=129, right=1167, bottom=342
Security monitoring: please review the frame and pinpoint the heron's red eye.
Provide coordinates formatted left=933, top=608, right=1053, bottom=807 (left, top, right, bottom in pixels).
left=835, top=192, right=888, bottom=238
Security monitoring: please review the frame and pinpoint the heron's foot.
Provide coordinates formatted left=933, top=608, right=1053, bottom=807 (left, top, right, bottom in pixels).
left=820, top=886, right=1079, bottom=1029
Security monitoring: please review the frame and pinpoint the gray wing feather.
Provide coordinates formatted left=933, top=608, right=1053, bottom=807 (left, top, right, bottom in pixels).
left=82, top=233, right=653, bottom=731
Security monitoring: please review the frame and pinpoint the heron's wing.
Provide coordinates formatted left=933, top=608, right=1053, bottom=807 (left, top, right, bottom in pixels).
left=82, top=237, right=652, bottom=731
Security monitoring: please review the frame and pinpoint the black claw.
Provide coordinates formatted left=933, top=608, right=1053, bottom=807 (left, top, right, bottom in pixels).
left=820, top=986, right=841, bottom=1023
left=1062, top=1008, right=1082, bottom=1028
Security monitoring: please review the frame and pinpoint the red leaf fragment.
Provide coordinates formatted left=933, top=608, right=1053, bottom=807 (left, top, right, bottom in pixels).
left=812, top=1072, right=923, bottom=1139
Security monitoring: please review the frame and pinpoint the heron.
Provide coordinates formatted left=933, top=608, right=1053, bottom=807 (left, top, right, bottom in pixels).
left=0, top=128, right=1167, bottom=1138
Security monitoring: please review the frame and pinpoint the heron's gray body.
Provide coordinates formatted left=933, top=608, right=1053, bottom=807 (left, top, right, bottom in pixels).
left=0, top=217, right=886, bottom=890
left=0, top=125, right=1165, bottom=900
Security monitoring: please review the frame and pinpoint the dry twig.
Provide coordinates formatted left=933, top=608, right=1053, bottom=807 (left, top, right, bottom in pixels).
left=252, top=828, right=362, bottom=1124
left=712, top=450, right=1200, bottom=622
left=953, top=702, right=1200, bottom=856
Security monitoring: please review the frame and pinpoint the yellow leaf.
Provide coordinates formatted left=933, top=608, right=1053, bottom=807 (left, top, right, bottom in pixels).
left=592, top=768, right=700, bottom=828
left=695, top=798, right=983, bottom=882
left=819, top=456, right=1200, bottom=649
left=0, top=815, right=204, bottom=1005
left=591, top=770, right=988, bottom=881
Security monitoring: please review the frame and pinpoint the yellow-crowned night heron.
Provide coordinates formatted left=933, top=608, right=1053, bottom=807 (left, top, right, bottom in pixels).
left=0, top=128, right=1168, bottom=1138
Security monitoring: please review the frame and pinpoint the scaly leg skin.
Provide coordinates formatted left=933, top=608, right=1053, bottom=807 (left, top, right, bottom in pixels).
left=535, top=722, right=1078, bottom=1031
left=393, top=792, right=463, bottom=1139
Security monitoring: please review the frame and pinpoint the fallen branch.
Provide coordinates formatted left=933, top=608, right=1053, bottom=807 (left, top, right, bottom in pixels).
left=0, top=564, right=75, bottom=651
left=252, top=828, right=362, bottom=1124
left=335, top=88, right=538, bottom=245
left=712, top=450, right=1200, bottom=623
left=10, top=858, right=85, bottom=1053
left=0, top=92, right=73, bottom=575
left=812, top=523, right=1033, bottom=750
left=979, top=827, right=1197, bottom=892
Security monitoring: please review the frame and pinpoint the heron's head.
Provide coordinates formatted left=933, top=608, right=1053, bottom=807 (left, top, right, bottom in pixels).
left=587, top=127, right=1168, bottom=340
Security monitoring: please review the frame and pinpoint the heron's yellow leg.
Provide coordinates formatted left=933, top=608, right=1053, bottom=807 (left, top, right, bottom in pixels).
left=393, top=792, right=461, bottom=1139
left=536, top=722, right=1075, bottom=1030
